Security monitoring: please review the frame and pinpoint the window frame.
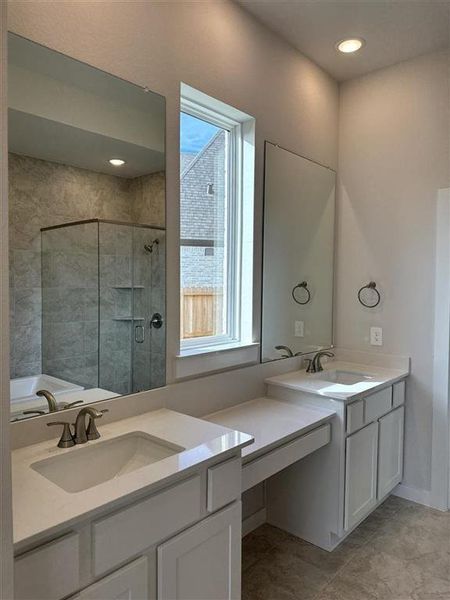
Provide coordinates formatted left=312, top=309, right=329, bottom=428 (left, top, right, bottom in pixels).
left=179, top=97, right=244, bottom=353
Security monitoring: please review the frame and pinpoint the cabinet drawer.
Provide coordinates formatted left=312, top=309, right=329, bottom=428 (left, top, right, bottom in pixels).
left=15, top=533, right=80, bottom=600
left=242, top=424, right=331, bottom=492
left=207, top=457, right=241, bottom=512
left=364, top=387, right=392, bottom=423
left=393, top=381, right=405, bottom=408
left=346, top=400, right=364, bottom=434
left=92, top=475, right=202, bottom=576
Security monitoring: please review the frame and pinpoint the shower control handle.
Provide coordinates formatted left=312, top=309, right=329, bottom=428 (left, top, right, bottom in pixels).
left=150, top=313, right=164, bottom=329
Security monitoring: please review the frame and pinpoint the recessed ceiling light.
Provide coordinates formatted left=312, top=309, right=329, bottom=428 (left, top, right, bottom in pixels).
left=336, top=38, right=365, bottom=54
left=109, top=158, right=126, bottom=166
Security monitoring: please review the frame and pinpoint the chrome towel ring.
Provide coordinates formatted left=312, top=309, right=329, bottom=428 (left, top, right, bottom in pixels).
left=292, top=281, right=311, bottom=305
left=358, top=281, right=381, bottom=308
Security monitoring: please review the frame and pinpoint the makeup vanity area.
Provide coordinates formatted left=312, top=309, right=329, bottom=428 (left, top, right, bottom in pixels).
left=7, top=32, right=409, bottom=600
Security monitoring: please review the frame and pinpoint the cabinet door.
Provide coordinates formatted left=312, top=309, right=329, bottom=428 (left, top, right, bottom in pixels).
left=378, top=406, right=404, bottom=500
left=344, top=422, right=378, bottom=531
left=75, top=557, right=148, bottom=600
left=158, top=502, right=241, bottom=600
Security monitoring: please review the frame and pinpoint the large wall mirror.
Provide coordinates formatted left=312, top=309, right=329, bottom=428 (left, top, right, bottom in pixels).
left=8, top=34, right=166, bottom=421
left=261, top=142, right=335, bottom=362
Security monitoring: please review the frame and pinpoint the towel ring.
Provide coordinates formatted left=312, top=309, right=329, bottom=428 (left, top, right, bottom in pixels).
left=292, top=281, right=311, bottom=305
left=358, top=281, right=381, bottom=308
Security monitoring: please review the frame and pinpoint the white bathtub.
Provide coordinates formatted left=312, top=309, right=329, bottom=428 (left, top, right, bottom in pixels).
left=10, top=374, right=84, bottom=417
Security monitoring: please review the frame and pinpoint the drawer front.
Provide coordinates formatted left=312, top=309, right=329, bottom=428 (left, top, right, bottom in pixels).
left=207, top=457, right=241, bottom=512
left=15, top=533, right=80, bottom=600
left=346, top=400, right=364, bottom=434
left=393, top=381, right=405, bottom=408
left=364, top=387, right=392, bottom=424
left=242, top=424, right=331, bottom=492
left=92, top=475, right=202, bottom=576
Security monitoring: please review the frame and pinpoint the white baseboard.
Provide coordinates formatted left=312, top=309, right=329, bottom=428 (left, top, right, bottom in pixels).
left=242, top=508, right=267, bottom=537
left=393, top=484, right=434, bottom=508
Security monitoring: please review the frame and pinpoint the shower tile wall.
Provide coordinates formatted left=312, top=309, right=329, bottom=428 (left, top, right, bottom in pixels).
left=9, top=152, right=165, bottom=382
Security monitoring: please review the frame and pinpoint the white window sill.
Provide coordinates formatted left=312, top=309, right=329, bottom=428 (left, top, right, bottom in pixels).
left=174, top=342, right=260, bottom=379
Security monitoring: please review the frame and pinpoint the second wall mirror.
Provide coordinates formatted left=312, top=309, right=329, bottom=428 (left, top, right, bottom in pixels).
left=261, top=142, right=335, bottom=362
left=8, top=33, right=166, bottom=421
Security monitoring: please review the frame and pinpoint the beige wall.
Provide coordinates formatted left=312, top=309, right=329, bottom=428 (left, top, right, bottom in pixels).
left=6, top=0, right=339, bottom=381
left=337, top=50, right=450, bottom=494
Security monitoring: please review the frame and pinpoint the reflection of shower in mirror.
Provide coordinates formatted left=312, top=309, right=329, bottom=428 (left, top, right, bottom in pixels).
left=144, top=239, right=160, bottom=253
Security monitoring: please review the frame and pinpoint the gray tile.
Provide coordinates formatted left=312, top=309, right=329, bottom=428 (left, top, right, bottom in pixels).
left=13, top=324, right=41, bottom=367
left=322, top=545, right=450, bottom=600
left=242, top=544, right=330, bottom=600
left=13, top=250, right=41, bottom=288
left=43, top=321, right=84, bottom=360
left=14, top=287, right=42, bottom=327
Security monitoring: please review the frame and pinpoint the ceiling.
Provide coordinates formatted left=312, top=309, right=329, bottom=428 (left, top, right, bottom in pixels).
left=236, top=1, right=450, bottom=81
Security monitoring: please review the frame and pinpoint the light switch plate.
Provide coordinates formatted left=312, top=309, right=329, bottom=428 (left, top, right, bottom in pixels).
left=370, top=326, right=383, bottom=346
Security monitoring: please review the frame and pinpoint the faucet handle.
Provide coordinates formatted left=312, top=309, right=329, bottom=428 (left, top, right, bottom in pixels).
left=47, top=421, right=75, bottom=448
left=304, top=358, right=314, bottom=373
left=86, top=409, right=108, bottom=441
left=62, top=400, right=84, bottom=410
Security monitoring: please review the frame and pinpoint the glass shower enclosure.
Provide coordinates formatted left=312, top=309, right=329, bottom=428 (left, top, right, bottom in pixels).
left=41, top=219, right=165, bottom=396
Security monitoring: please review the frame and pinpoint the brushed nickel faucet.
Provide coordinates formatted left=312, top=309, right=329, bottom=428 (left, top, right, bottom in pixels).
left=47, top=406, right=108, bottom=448
left=74, top=407, right=105, bottom=444
left=305, top=351, right=335, bottom=373
left=23, top=390, right=83, bottom=417
left=36, top=389, right=58, bottom=412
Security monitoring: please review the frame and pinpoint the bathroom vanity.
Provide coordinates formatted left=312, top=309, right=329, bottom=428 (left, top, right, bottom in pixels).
left=265, top=355, right=409, bottom=550
left=12, top=410, right=252, bottom=600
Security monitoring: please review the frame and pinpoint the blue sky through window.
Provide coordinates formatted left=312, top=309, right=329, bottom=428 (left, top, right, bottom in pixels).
left=180, top=112, right=221, bottom=154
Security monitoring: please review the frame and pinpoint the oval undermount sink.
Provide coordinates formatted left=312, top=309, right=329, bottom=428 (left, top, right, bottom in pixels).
left=31, top=432, right=185, bottom=493
left=311, top=370, right=374, bottom=385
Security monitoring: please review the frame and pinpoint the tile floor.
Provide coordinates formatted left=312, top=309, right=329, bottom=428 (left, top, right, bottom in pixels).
left=242, top=496, right=450, bottom=600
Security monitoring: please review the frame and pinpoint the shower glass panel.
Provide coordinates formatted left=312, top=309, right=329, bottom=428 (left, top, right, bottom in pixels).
left=41, top=219, right=165, bottom=398
left=41, top=222, right=100, bottom=389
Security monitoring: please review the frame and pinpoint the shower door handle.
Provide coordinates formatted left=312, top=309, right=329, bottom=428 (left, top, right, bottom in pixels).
left=134, top=324, right=145, bottom=343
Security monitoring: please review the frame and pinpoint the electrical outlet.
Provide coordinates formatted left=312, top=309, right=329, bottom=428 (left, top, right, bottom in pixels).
left=370, top=326, right=383, bottom=346
left=295, top=320, right=304, bottom=337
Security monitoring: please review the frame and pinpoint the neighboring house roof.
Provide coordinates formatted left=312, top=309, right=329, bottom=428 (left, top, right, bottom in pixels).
left=180, top=152, right=196, bottom=173
left=180, top=130, right=226, bottom=243
left=180, top=130, right=223, bottom=179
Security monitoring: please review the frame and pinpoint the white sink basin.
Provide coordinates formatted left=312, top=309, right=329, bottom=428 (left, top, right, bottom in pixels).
left=31, top=432, right=184, bottom=493
left=312, top=369, right=374, bottom=385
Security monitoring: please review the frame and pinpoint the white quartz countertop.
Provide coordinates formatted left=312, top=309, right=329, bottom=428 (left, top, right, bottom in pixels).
left=265, top=360, right=409, bottom=402
left=206, top=397, right=335, bottom=462
left=12, top=408, right=253, bottom=548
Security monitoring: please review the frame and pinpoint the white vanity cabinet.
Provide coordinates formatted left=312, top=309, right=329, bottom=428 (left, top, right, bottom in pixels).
left=158, top=502, right=241, bottom=600
left=14, top=454, right=243, bottom=600
left=344, top=422, right=379, bottom=530
left=266, top=377, right=407, bottom=550
left=377, top=406, right=404, bottom=500
left=344, top=385, right=405, bottom=530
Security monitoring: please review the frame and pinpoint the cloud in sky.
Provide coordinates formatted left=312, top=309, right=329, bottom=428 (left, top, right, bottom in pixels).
left=181, top=112, right=221, bottom=154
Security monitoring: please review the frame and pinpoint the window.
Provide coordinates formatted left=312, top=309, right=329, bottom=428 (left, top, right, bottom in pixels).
left=179, top=85, right=255, bottom=355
